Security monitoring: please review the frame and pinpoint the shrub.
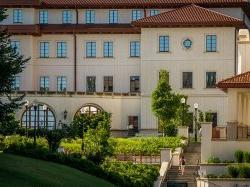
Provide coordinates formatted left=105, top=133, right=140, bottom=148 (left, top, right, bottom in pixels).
left=238, top=165, right=250, bottom=178
left=0, top=113, right=19, bottom=136
left=207, top=156, right=221, bottom=163
left=244, top=152, right=250, bottom=163
left=0, top=135, right=5, bottom=150
left=223, top=160, right=234, bottom=164
left=228, top=165, right=239, bottom=178
left=164, top=123, right=178, bottom=137
left=219, top=174, right=231, bottom=178
left=235, top=150, right=244, bottom=163
left=45, top=129, right=65, bottom=152
left=206, top=174, right=217, bottom=178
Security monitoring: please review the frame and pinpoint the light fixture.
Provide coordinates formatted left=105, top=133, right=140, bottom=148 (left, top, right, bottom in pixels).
left=181, top=97, right=186, bottom=104
left=194, top=103, right=199, bottom=109
left=24, top=99, right=29, bottom=107
left=63, top=110, right=68, bottom=120
left=80, top=108, right=85, bottom=114
left=42, top=104, right=47, bottom=111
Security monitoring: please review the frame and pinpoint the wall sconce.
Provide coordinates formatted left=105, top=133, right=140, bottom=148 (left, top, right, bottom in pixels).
left=63, top=110, right=68, bottom=120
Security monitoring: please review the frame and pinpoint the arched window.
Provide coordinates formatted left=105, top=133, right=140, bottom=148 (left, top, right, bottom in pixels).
left=75, top=104, right=103, bottom=116
left=21, top=104, right=56, bottom=130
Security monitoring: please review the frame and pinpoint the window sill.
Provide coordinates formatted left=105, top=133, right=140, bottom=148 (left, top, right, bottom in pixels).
left=157, top=51, right=171, bottom=54
left=204, top=87, right=217, bottom=89
left=204, top=51, right=219, bottom=53
left=180, top=87, right=194, bottom=90
left=129, top=56, right=141, bottom=58
left=39, top=57, right=68, bottom=59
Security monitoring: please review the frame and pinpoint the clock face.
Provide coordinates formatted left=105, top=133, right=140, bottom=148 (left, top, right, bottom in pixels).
left=183, top=39, right=192, bottom=49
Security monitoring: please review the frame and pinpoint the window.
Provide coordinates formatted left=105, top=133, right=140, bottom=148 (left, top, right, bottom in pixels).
left=103, top=42, right=113, bottom=57
left=109, top=10, right=118, bottom=24
left=11, top=41, right=20, bottom=54
left=149, top=9, right=159, bottom=16
left=205, top=112, right=217, bottom=127
left=128, top=116, right=139, bottom=132
left=12, top=76, right=20, bottom=91
left=40, top=76, right=49, bottom=91
left=130, top=41, right=140, bottom=57
left=57, top=76, right=67, bottom=92
left=182, top=72, right=193, bottom=88
left=206, top=35, right=217, bottom=52
left=76, top=104, right=102, bottom=116
left=206, top=72, right=216, bottom=88
left=40, top=42, right=49, bottom=58
left=62, top=10, right=72, bottom=24
left=86, top=76, right=96, bottom=92
left=57, top=42, right=67, bottom=58
left=39, top=10, right=48, bottom=24
left=21, top=104, right=56, bottom=130
left=132, top=10, right=142, bottom=21
left=85, top=10, right=95, bottom=24
left=13, top=9, right=22, bottom=23
left=86, top=42, right=96, bottom=58
left=130, top=76, right=140, bottom=92
left=103, top=76, right=113, bottom=92
left=159, top=36, right=169, bottom=52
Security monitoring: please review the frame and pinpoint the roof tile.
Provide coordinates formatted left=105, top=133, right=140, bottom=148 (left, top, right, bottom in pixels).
left=132, top=4, right=244, bottom=27
left=217, top=71, right=250, bottom=88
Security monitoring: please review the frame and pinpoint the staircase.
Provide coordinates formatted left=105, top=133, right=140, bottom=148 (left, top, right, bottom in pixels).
left=162, top=142, right=201, bottom=187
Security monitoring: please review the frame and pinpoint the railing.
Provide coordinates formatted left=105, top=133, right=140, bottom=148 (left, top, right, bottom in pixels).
left=115, top=154, right=160, bottom=164
left=237, top=125, right=250, bottom=139
left=212, top=127, right=227, bottom=139
left=159, top=156, right=173, bottom=187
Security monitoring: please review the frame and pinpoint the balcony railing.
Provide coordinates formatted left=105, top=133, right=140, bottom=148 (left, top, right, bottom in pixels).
left=237, top=125, right=250, bottom=139
left=212, top=127, right=227, bottom=139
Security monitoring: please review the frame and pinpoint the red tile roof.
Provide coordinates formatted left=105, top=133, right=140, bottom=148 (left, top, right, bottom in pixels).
left=0, top=0, right=248, bottom=8
left=132, top=4, right=244, bottom=27
left=0, top=25, right=40, bottom=35
left=217, top=71, right=250, bottom=89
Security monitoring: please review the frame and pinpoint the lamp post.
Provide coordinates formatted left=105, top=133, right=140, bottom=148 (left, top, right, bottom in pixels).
left=194, top=103, right=199, bottom=142
left=181, top=97, right=186, bottom=126
left=42, top=104, right=47, bottom=135
left=33, top=101, right=38, bottom=145
left=80, top=108, right=85, bottom=151
left=63, top=110, right=68, bottom=120
left=24, top=100, right=29, bottom=137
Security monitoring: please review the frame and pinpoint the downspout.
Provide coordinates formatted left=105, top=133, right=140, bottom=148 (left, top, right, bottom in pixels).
left=234, top=28, right=238, bottom=75
left=74, top=6, right=78, bottom=92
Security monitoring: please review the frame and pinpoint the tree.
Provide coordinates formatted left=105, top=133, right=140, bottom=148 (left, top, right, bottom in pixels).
left=0, top=8, right=29, bottom=134
left=152, top=70, right=184, bottom=136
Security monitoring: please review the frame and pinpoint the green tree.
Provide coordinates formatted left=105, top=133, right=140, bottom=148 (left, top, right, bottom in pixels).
left=0, top=8, right=29, bottom=134
left=152, top=70, right=184, bottom=136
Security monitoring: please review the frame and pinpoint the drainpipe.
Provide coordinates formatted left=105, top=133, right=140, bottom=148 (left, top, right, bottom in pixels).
left=74, top=7, right=78, bottom=92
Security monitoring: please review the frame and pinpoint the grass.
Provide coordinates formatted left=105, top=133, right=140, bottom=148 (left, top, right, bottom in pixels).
left=0, top=153, right=115, bottom=187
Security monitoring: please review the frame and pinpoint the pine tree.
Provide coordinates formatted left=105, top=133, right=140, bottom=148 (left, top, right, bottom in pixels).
left=0, top=8, right=29, bottom=134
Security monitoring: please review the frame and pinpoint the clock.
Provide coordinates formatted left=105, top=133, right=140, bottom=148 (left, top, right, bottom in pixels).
left=183, top=39, right=192, bottom=49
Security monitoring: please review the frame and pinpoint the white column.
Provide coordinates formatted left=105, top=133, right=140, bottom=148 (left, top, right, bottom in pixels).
left=248, top=96, right=250, bottom=125
left=228, top=89, right=238, bottom=122
left=243, top=95, right=248, bottom=125
left=238, top=93, right=242, bottom=123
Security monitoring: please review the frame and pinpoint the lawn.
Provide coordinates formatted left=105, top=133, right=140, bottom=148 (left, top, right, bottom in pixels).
left=0, top=153, right=115, bottom=187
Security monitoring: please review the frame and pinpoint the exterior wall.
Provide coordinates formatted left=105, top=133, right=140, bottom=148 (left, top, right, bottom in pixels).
left=17, top=95, right=141, bottom=131
left=201, top=123, right=250, bottom=162
left=0, top=8, right=36, bottom=25
left=141, top=27, right=236, bottom=129
left=197, top=178, right=250, bottom=187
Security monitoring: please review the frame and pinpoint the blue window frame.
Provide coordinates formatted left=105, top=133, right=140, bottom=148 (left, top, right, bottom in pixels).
left=62, top=10, right=72, bottom=24
left=86, top=42, right=96, bottom=58
left=103, top=42, right=113, bottom=57
left=11, top=41, right=20, bottom=54
left=40, top=42, right=49, bottom=58
left=85, top=10, right=95, bottom=24
left=13, top=9, right=22, bottom=23
left=57, top=42, right=67, bottom=58
left=12, top=76, right=20, bottom=91
left=206, top=72, right=216, bottom=88
left=130, top=41, right=140, bottom=57
left=132, top=10, right=142, bottom=21
left=86, top=76, right=96, bottom=92
left=57, top=76, right=67, bottom=92
left=159, top=36, right=169, bottom=52
left=39, top=10, right=48, bottom=24
left=149, top=9, right=159, bottom=16
left=109, top=10, right=118, bottom=24
left=206, top=35, right=217, bottom=52
left=40, top=76, right=49, bottom=91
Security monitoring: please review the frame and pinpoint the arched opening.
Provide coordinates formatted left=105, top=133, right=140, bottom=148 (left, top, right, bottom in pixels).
left=75, top=104, right=103, bottom=117
left=21, top=103, right=56, bottom=130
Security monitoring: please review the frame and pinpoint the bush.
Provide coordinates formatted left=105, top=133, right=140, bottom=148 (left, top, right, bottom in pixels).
left=239, top=165, right=250, bottom=178
left=228, top=165, right=239, bottom=178
left=0, top=135, right=5, bottom=150
left=45, top=129, right=65, bottom=152
left=207, top=156, right=221, bottom=163
left=235, top=150, right=244, bottom=163
left=244, top=152, right=250, bottom=163
left=219, top=174, right=231, bottom=178
left=206, top=174, right=217, bottom=178
left=0, top=113, right=19, bottom=136
left=164, top=123, right=178, bottom=137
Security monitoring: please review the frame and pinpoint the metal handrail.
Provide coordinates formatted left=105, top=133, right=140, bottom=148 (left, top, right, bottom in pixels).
left=159, top=156, right=173, bottom=187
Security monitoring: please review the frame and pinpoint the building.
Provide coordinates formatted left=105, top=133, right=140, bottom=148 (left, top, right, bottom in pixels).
left=0, top=0, right=249, bottom=136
